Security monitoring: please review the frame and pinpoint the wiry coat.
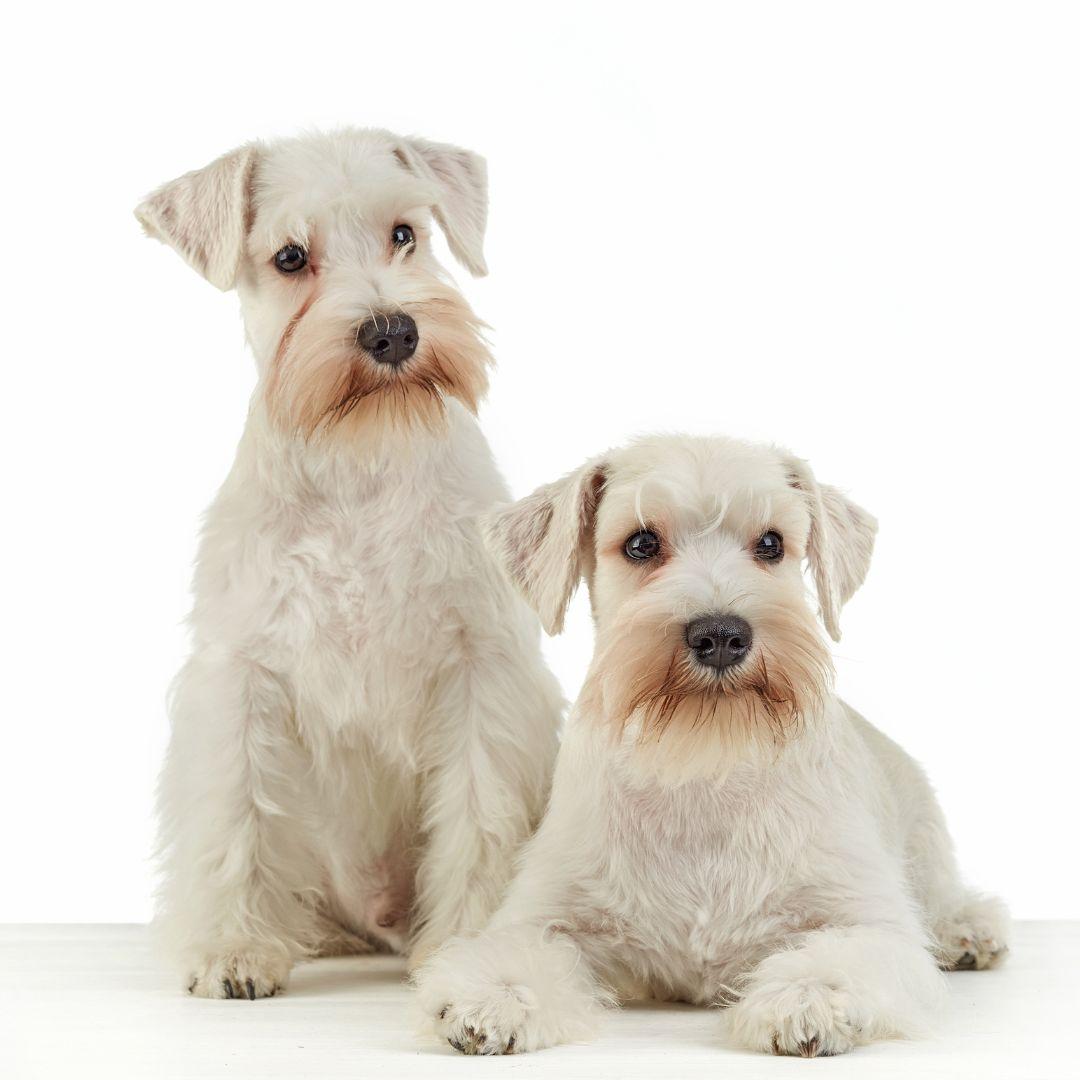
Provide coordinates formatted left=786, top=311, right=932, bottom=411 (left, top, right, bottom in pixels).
left=417, top=436, right=1008, bottom=1056
left=137, top=129, right=561, bottom=997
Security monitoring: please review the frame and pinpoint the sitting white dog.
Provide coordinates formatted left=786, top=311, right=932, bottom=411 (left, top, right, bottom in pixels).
left=136, top=129, right=562, bottom=998
left=417, top=434, right=1008, bottom=1056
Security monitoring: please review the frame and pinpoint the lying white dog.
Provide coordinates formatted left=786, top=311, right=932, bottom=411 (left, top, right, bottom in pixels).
left=417, top=434, right=1008, bottom=1056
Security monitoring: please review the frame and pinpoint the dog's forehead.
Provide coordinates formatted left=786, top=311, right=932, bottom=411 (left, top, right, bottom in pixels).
left=251, top=130, right=436, bottom=245
left=600, top=436, right=806, bottom=534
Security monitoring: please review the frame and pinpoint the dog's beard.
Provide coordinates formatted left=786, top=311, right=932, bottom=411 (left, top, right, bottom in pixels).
left=581, top=593, right=832, bottom=784
left=264, top=283, right=491, bottom=441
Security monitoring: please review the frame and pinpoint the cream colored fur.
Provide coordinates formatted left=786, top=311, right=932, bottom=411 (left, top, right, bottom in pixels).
left=416, top=435, right=1008, bottom=1056
left=136, top=128, right=562, bottom=998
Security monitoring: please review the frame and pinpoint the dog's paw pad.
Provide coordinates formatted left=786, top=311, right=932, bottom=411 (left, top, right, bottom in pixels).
left=935, top=897, right=1010, bottom=971
left=769, top=1028, right=850, bottom=1058
left=187, top=951, right=288, bottom=1000
left=442, top=1014, right=517, bottom=1056
left=939, top=936, right=1008, bottom=971
left=770, top=1033, right=836, bottom=1058
left=733, top=979, right=859, bottom=1057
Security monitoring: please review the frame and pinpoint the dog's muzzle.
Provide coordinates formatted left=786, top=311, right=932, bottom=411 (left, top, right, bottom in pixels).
left=357, top=313, right=419, bottom=365
left=686, top=614, right=753, bottom=670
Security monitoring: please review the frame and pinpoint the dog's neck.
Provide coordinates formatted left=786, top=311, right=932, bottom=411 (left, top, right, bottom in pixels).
left=228, top=394, right=500, bottom=515
left=243, top=393, right=474, bottom=474
left=574, top=691, right=843, bottom=790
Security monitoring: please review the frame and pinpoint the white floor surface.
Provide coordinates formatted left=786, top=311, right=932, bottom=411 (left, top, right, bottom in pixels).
left=2, top=922, right=1075, bottom=1079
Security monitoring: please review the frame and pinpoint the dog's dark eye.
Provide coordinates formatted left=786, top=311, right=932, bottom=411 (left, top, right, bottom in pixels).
left=754, top=531, right=784, bottom=562
left=391, top=224, right=415, bottom=248
left=274, top=244, right=307, bottom=273
left=625, top=530, right=662, bottom=561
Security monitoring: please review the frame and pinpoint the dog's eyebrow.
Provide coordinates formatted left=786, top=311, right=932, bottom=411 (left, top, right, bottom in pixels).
left=695, top=494, right=731, bottom=538
left=692, top=488, right=781, bottom=540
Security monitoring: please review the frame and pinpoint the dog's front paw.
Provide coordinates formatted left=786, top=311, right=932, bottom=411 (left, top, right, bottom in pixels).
left=436, top=994, right=527, bottom=1055
left=417, top=953, right=539, bottom=1054
left=415, top=928, right=605, bottom=1055
left=187, top=949, right=290, bottom=1000
left=935, top=894, right=1010, bottom=971
left=729, top=977, right=860, bottom=1057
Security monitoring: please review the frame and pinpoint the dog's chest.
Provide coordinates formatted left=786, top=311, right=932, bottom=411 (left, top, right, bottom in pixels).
left=208, top=441, right=494, bottom=738
left=283, top=490, right=432, bottom=652
left=591, top=777, right=814, bottom=998
left=288, top=490, right=466, bottom=719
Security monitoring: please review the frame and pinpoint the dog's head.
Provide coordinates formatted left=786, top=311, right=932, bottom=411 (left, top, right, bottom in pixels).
left=135, top=129, right=491, bottom=441
left=486, top=435, right=877, bottom=781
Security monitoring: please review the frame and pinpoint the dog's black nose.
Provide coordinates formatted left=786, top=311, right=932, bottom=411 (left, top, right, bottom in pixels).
left=686, top=614, right=753, bottom=670
left=357, top=313, right=419, bottom=364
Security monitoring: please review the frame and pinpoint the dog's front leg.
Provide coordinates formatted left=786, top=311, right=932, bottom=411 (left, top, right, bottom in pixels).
left=416, top=922, right=607, bottom=1055
left=414, top=725, right=612, bottom=1055
left=157, top=653, right=320, bottom=998
left=727, top=923, right=946, bottom=1056
left=408, top=650, right=559, bottom=968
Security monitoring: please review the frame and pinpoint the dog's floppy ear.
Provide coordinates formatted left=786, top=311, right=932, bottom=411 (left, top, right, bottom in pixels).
left=483, top=459, right=607, bottom=635
left=134, top=144, right=258, bottom=291
left=785, top=455, right=877, bottom=643
left=395, top=137, right=488, bottom=277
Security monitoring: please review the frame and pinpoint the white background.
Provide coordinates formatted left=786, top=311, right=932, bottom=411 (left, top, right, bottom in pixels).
left=2, top=1, right=1077, bottom=922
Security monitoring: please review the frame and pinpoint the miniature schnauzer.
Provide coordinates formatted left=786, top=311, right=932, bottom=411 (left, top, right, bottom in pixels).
left=136, top=128, right=562, bottom=998
left=417, top=434, right=1008, bottom=1055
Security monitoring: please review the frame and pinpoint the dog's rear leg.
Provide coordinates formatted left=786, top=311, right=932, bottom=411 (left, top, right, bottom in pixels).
left=157, top=654, right=321, bottom=998
left=407, top=646, right=559, bottom=968
left=901, top=787, right=1011, bottom=970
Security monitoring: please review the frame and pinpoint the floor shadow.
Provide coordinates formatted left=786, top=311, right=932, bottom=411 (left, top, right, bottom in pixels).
left=287, top=956, right=408, bottom=997
left=620, top=999, right=701, bottom=1014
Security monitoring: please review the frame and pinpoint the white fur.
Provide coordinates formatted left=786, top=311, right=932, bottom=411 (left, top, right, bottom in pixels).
left=416, top=435, right=1008, bottom=1056
left=137, top=128, right=562, bottom=998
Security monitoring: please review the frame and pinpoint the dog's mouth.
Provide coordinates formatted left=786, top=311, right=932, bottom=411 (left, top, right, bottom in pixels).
left=579, top=598, right=834, bottom=780
left=683, top=660, right=743, bottom=696
left=263, top=288, right=493, bottom=439
left=603, top=638, right=826, bottom=747
left=267, top=337, right=489, bottom=438
left=629, top=648, right=771, bottom=717
left=591, top=646, right=821, bottom=785
left=323, top=340, right=468, bottom=425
